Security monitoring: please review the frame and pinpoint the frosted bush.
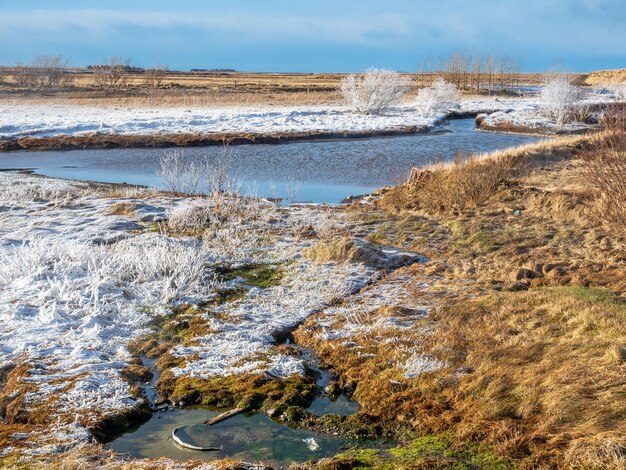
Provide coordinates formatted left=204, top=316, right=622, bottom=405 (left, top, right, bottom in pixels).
left=167, top=201, right=214, bottom=230
left=340, top=67, right=412, bottom=115
left=415, top=78, right=460, bottom=116
left=609, top=81, right=626, bottom=102
left=158, top=150, right=203, bottom=195
left=540, top=75, right=580, bottom=127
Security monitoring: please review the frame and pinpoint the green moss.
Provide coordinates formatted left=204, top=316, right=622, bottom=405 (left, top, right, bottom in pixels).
left=323, top=435, right=515, bottom=469
left=446, top=221, right=519, bottom=255
left=161, top=371, right=317, bottom=412
left=389, top=435, right=459, bottom=461
left=220, top=263, right=284, bottom=289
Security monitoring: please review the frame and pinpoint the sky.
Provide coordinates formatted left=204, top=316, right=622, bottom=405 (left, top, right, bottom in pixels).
left=0, top=0, right=624, bottom=73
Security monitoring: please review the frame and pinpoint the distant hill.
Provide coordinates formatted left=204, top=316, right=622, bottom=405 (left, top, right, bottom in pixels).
left=577, top=68, right=626, bottom=86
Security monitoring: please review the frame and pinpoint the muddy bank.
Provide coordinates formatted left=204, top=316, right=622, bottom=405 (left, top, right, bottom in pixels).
left=475, top=115, right=595, bottom=136
left=0, top=126, right=436, bottom=152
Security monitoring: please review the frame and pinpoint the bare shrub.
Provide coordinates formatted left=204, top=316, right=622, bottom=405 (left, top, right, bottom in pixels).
left=158, top=147, right=237, bottom=197
left=540, top=74, right=580, bottom=127
left=414, top=152, right=517, bottom=213
left=13, top=61, right=35, bottom=87
left=158, top=150, right=203, bottom=195
left=31, top=54, right=71, bottom=87
left=415, top=78, right=459, bottom=116
left=144, top=65, right=168, bottom=89
left=93, top=57, right=129, bottom=89
left=584, top=105, right=626, bottom=237
left=0, top=67, right=7, bottom=84
left=339, top=67, right=412, bottom=115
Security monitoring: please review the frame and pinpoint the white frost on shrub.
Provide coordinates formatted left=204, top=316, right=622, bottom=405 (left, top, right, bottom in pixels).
left=540, top=75, right=580, bottom=127
left=609, top=81, right=626, bottom=102
left=415, top=78, right=460, bottom=116
left=340, top=67, right=412, bottom=115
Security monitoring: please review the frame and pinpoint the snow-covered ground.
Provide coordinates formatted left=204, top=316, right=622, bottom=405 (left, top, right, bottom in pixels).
left=0, top=104, right=443, bottom=139
left=0, top=89, right=619, bottom=141
left=0, top=96, right=542, bottom=140
left=476, top=88, right=613, bottom=133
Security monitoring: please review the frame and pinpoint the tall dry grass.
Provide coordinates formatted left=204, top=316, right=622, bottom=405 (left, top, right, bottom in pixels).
left=584, top=104, right=626, bottom=238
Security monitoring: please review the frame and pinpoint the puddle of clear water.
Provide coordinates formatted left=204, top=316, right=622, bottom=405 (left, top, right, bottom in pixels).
left=308, top=368, right=359, bottom=417
left=107, top=406, right=373, bottom=466
left=0, top=119, right=543, bottom=203
left=308, top=395, right=359, bottom=417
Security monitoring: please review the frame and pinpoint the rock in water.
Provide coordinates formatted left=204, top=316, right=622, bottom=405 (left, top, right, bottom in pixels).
left=303, top=437, right=320, bottom=451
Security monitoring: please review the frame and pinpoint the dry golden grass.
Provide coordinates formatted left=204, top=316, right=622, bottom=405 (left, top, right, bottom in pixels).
left=0, top=70, right=547, bottom=108
left=579, top=68, right=626, bottom=86
left=290, top=129, right=626, bottom=468
left=378, top=133, right=593, bottom=214
left=105, top=202, right=137, bottom=216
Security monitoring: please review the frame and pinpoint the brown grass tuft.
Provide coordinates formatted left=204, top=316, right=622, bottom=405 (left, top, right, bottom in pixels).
left=106, top=202, right=138, bottom=216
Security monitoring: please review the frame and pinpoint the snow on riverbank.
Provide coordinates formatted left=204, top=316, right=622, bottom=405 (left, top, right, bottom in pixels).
left=0, top=104, right=440, bottom=139
left=0, top=91, right=619, bottom=141
left=0, top=97, right=531, bottom=140
left=476, top=88, right=613, bottom=133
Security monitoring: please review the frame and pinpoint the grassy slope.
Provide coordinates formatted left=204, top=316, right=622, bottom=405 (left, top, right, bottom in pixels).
left=293, top=133, right=626, bottom=469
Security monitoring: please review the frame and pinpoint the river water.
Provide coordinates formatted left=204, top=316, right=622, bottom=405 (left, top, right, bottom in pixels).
left=0, top=118, right=542, bottom=203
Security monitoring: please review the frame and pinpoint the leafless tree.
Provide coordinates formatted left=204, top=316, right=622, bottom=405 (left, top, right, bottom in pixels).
left=440, top=50, right=520, bottom=93
left=31, top=54, right=71, bottom=87
left=94, top=57, right=130, bottom=88
left=13, top=61, right=35, bottom=87
left=144, top=65, right=168, bottom=89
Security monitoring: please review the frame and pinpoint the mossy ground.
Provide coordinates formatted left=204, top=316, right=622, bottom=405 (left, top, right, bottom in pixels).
left=323, top=434, right=512, bottom=469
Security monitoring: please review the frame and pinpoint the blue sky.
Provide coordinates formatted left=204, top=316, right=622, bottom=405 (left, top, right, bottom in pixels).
left=0, top=0, right=624, bottom=72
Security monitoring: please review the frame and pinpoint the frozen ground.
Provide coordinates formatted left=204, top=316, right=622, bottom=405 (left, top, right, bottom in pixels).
left=0, top=91, right=616, bottom=141
left=0, top=96, right=543, bottom=140
left=476, top=88, right=613, bottom=133
left=0, top=104, right=443, bottom=139
left=0, top=172, right=418, bottom=458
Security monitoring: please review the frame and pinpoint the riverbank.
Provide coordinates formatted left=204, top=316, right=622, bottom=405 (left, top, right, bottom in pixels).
left=1, top=127, right=625, bottom=468
left=0, top=91, right=613, bottom=152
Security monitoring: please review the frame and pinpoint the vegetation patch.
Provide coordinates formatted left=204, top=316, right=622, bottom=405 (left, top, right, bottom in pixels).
left=217, top=263, right=284, bottom=289
left=157, top=367, right=317, bottom=412
left=324, top=434, right=512, bottom=469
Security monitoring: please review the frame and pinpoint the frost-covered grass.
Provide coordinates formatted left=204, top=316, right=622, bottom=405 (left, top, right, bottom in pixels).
left=477, top=86, right=612, bottom=132
left=0, top=171, right=420, bottom=458
left=0, top=103, right=442, bottom=139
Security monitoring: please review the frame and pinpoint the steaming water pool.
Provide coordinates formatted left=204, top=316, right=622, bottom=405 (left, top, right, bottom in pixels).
left=0, top=118, right=542, bottom=203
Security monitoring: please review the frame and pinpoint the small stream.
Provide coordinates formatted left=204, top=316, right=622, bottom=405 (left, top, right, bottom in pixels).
left=0, top=118, right=543, bottom=203
left=107, top=349, right=370, bottom=466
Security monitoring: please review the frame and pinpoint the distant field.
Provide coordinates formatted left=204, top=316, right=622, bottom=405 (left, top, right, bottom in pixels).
left=0, top=70, right=551, bottom=107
